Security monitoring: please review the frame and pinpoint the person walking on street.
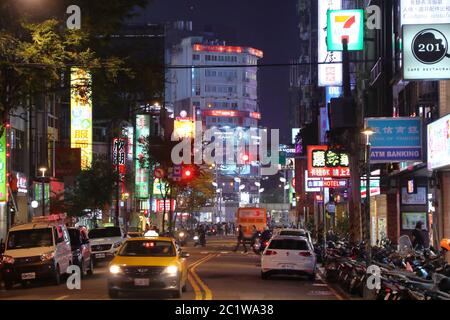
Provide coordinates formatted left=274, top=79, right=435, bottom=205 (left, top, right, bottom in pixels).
left=233, top=225, right=247, bottom=253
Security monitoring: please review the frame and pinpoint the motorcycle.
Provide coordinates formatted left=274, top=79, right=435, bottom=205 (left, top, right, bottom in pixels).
left=193, top=232, right=206, bottom=247
left=176, top=230, right=188, bottom=246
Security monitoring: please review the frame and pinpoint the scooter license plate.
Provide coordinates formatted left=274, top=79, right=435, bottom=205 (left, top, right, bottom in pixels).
left=21, top=272, right=36, bottom=280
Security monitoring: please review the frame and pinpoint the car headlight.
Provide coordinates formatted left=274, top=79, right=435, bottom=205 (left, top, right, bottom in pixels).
left=193, top=236, right=199, bottom=241
left=165, top=265, right=178, bottom=275
left=109, top=265, right=122, bottom=274
left=2, top=255, right=15, bottom=264
left=179, top=232, right=185, bottom=238
left=40, top=252, right=55, bottom=262
left=113, top=241, right=122, bottom=249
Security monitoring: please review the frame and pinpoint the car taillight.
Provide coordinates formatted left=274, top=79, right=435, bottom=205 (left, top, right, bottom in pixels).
left=264, top=241, right=269, bottom=246
left=299, top=251, right=312, bottom=257
left=264, top=250, right=277, bottom=256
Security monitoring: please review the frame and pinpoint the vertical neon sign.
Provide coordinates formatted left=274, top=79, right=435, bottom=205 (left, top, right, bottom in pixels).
left=71, top=68, right=93, bottom=170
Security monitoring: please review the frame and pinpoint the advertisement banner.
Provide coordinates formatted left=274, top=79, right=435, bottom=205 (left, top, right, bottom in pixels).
left=135, top=114, right=150, bottom=199
left=401, top=212, right=427, bottom=230
left=427, top=113, right=450, bottom=170
left=366, top=117, right=422, bottom=162
left=0, top=133, right=6, bottom=202
left=400, top=0, right=450, bottom=25
left=112, top=138, right=126, bottom=174
left=327, top=9, right=364, bottom=51
left=318, top=0, right=342, bottom=86
left=307, top=145, right=350, bottom=178
left=174, top=117, right=195, bottom=139
left=70, top=67, right=93, bottom=170
left=403, top=24, right=450, bottom=80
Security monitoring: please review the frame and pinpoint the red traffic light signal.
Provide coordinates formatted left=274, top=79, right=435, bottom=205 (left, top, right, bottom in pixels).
left=182, top=166, right=194, bottom=179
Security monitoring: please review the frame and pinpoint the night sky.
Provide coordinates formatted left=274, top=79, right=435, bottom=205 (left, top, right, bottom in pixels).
left=133, top=0, right=300, bottom=143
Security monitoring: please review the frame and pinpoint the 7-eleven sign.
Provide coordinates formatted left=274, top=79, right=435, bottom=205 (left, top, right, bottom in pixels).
left=327, top=9, right=364, bottom=51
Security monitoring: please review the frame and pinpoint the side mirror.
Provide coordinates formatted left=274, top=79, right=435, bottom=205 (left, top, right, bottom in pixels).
left=180, top=252, right=190, bottom=258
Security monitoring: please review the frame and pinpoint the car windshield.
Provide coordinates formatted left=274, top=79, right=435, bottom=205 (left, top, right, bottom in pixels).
left=279, top=230, right=305, bottom=237
left=7, top=228, right=53, bottom=249
left=88, top=227, right=121, bottom=239
left=269, top=239, right=309, bottom=251
left=118, top=240, right=176, bottom=257
left=68, top=229, right=81, bottom=246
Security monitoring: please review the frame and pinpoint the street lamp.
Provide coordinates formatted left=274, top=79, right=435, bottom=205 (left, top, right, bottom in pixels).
left=39, top=167, right=47, bottom=216
left=362, top=127, right=375, bottom=265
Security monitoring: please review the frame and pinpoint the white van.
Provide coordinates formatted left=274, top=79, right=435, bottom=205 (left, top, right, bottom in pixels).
left=1, top=214, right=72, bottom=289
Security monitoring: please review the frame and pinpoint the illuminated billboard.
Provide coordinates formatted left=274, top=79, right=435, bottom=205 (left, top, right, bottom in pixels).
left=400, top=0, right=450, bottom=25
left=427, top=113, right=450, bottom=170
left=318, top=0, right=342, bottom=87
left=327, top=9, right=364, bottom=51
left=403, top=24, right=450, bottom=81
left=70, top=67, right=92, bottom=170
left=0, top=132, right=7, bottom=202
left=174, top=117, right=195, bottom=139
left=135, top=114, right=150, bottom=199
left=307, top=145, right=350, bottom=178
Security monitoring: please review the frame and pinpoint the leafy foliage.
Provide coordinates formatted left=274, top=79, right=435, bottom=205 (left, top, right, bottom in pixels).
left=63, top=160, right=119, bottom=217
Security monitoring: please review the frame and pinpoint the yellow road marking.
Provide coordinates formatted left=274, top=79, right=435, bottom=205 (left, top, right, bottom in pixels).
left=188, top=253, right=217, bottom=300
left=187, top=254, right=214, bottom=300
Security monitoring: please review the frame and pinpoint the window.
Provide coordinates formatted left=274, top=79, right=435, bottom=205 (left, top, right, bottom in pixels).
left=118, top=240, right=176, bottom=257
left=268, top=239, right=309, bottom=251
left=193, top=54, right=200, bottom=60
left=7, top=228, right=54, bottom=249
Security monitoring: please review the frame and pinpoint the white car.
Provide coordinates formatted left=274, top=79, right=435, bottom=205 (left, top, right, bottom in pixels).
left=88, top=227, right=125, bottom=265
left=276, top=228, right=314, bottom=248
left=1, top=215, right=73, bottom=289
left=261, top=235, right=316, bottom=281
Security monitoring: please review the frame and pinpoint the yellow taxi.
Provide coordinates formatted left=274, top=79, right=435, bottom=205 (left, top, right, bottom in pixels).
left=107, top=236, right=189, bottom=298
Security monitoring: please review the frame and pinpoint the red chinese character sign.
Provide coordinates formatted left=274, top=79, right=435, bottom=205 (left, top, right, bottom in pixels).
left=307, top=145, right=350, bottom=178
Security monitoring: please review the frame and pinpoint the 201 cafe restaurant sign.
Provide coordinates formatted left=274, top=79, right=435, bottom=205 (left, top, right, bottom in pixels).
left=428, top=113, right=450, bottom=171
left=403, top=23, right=450, bottom=80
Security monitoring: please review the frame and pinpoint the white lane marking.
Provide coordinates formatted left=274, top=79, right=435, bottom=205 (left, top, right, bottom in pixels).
left=313, top=283, right=328, bottom=287
left=54, top=295, right=69, bottom=300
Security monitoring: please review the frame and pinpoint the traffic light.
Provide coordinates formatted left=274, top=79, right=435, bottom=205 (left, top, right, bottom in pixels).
left=182, top=165, right=195, bottom=180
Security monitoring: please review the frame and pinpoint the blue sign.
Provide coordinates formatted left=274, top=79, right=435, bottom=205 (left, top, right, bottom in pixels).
left=326, top=86, right=342, bottom=105
left=366, top=118, right=422, bottom=162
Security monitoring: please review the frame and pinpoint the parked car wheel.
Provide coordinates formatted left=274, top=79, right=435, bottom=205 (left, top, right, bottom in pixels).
left=53, top=265, right=61, bottom=285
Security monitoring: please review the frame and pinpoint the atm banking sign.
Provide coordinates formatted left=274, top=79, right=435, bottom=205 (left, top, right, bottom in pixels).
left=327, top=9, right=364, bottom=51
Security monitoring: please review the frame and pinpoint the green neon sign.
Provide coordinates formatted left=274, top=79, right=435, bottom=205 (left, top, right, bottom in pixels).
left=135, top=114, right=150, bottom=199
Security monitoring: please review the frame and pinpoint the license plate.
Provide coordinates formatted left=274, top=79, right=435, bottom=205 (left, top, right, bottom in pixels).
left=21, top=272, right=36, bottom=280
left=280, top=264, right=294, bottom=269
left=134, top=278, right=150, bottom=286
left=95, top=253, right=106, bottom=259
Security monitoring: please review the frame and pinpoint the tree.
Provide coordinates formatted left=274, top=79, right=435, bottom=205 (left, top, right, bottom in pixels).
left=0, top=0, right=153, bottom=133
left=63, top=160, right=119, bottom=224
left=175, top=170, right=215, bottom=229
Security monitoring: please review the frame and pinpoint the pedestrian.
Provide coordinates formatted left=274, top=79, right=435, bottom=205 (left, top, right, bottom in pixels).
left=411, top=221, right=426, bottom=250
left=251, top=225, right=258, bottom=246
left=233, top=225, right=247, bottom=253
left=225, top=223, right=229, bottom=236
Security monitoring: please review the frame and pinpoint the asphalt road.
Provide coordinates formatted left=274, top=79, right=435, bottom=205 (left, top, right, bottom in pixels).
left=0, top=236, right=346, bottom=300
